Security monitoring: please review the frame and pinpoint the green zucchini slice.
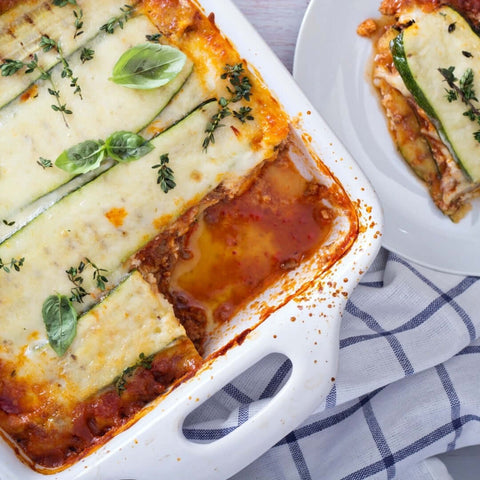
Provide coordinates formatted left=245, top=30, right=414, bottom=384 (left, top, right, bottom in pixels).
left=391, top=6, right=480, bottom=182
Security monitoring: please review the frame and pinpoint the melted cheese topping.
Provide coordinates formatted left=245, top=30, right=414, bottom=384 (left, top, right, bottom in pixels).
left=0, top=0, right=139, bottom=108
left=0, top=15, right=193, bottom=220
left=17, top=271, right=186, bottom=404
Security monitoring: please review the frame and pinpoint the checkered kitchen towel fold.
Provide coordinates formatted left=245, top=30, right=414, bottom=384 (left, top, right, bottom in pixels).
left=183, top=248, right=480, bottom=479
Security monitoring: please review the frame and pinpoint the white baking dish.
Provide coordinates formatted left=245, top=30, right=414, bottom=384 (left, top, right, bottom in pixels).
left=0, top=1, right=382, bottom=478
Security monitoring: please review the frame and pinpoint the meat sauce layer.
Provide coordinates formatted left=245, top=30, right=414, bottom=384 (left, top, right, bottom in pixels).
left=0, top=338, right=202, bottom=469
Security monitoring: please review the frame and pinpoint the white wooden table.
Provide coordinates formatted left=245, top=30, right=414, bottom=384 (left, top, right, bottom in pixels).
left=231, top=0, right=310, bottom=73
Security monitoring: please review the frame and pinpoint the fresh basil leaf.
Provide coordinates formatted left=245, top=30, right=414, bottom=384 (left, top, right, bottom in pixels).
left=55, top=140, right=105, bottom=174
left=110, top=43, right=187, bottom=90
left=42, top=294, right=78, bottom=356
left=105, top=131, right=154, bottom=162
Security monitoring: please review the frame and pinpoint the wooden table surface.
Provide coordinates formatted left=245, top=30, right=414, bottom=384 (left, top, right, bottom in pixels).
left=231, top=0, right=311, bottom=73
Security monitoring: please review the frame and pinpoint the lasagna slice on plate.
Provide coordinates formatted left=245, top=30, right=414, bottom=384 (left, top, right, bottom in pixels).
left=358, top=0, right=480, bottom=221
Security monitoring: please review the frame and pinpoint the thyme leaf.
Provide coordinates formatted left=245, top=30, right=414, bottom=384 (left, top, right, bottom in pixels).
left=37, top=157, right=53, bottom=169
left=80, top=47, right=95, bottom=63
left=0, top=257, right=25, bottom=273
left=0, top=59, right=24, bottom=76
left=146, top=33, right=162, bottom=43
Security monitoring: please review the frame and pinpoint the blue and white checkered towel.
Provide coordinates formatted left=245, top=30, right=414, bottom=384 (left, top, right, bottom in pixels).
left=184, top=248, right=480, bottom=479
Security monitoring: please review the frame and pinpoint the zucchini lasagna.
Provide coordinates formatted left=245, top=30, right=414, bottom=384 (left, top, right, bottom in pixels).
left=358, top=0, right=480, bottom=221
left=0, top=0, right=359, bottom=472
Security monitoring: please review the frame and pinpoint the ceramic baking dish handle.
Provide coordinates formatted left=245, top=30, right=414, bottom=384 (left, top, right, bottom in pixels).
left=88, top=288, right=344, bottom=480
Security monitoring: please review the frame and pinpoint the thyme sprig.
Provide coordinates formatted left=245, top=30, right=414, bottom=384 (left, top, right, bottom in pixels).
left=0, top=33, right=83, bottom=126
left=203, top=63, right=254, bottom=150
left=152, top=153, right=176, bottom=193
left=100, top=4, right=135, bottom=34
left=66, top=258, right=108, bottom=303
left=0, top=257, right=25, bottom=273
left=80, top=47, right=94, bottom=63
left=114, top=352, right=155, bottom=394
left=40, top=35, right=83, bottom=99
left=0, top=53, right=71, bottom=126
left=439, top=66, right=480, bottom=142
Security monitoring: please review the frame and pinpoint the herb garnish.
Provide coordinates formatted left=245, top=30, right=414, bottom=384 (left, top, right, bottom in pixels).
left=152, top=153, right=176, bottom=193
left=100, top=4, right=135, bottom=35
left=110, top=43, right=186, bottom=90
left=55, top=131, right=153, bottom=174
left=114, top=352, right=155, bottom=393
left=42, top=258, right=108, bottom=356
left=0, top=257, right=25, bottom=273
left=52, top=0, right=77, bottom=6
left=42, top=294, right=77, bottom=356
left=0, top=59, right=24, bottom=76
left=146, top=33, right=162, bottom=43
left=56, top=139, right=105, bottom=174
left=439, top=66, right=480, bottom=142
left=105, top=131, right=155, bottom=162
left=0, top=53, right=71, bottom=126
left=66, top=257, right=108, bottom=304
left=40, top=35, right=83, bottom=99
left=0, top=33, right=83, bottom=125
left=203, top=63, right=254, bottom=150
left=37, top=157, right=53, bottom=169
left=73, top=8, right=84, bottom=39
left=80, top=47, right=95, bottom=63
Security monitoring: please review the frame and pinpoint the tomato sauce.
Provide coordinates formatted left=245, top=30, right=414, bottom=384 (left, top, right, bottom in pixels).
left=163, top=149, right=340, bottom=337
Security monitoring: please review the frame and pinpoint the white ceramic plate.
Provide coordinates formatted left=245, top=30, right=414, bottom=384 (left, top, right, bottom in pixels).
left=293, top=0, right=480, bottom=276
